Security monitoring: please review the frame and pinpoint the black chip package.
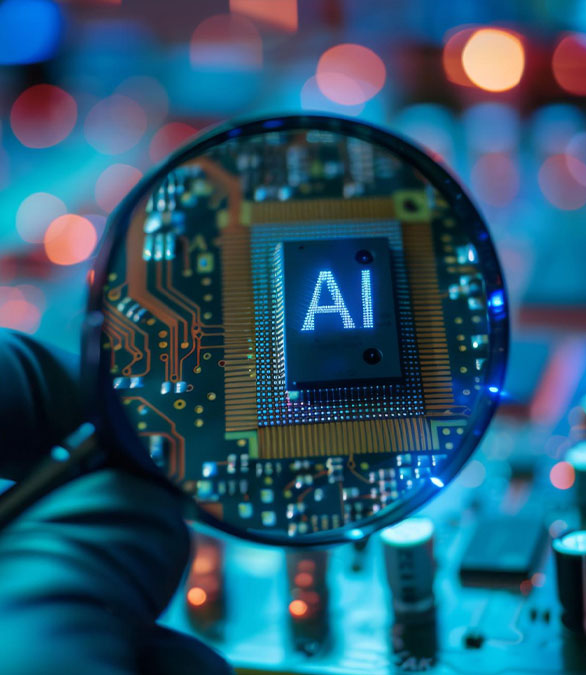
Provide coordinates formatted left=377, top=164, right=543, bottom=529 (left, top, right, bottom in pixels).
left=459, top=517, right=547, bottom=588
left=282, top=237, right=402, bottom=390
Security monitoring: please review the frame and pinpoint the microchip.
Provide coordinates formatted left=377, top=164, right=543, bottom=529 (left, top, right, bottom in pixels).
left=282, top=237, right=401, bottom=389
left=459, top=517, right=546, bottom=588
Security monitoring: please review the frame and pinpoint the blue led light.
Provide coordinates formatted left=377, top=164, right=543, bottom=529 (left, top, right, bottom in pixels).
left=361, top=269, right=374, bottom=329
left=348, top=528, right=365, bottom=540
left=0, top=0, right=62, bottom=65
left=301, top=270, right=356, bottom=331
left=488, top=290, right=506, bottom=316
left=488, top=386, right=499, bottom=394
left=430, top=476, right=444, bottom=488
left=262, top=119, right=284, bottom=129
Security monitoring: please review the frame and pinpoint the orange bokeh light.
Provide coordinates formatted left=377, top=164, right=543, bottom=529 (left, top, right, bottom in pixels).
left=550, top=461, right=575, bottom=490
left=43, top=214, right=97, bottom=266
left=538, top=154, right=586, bottom=210
left=192, top=548, right=218, bottom=575
left=288, top=599, right=308, bottom=618
left=187, top=586, right=208, bottom=607
left=552, top=34, right=586, bottom=96
left=95, top=163, right=143, bottom=213
left=11, top=84, right=77, bottom=149
left=149, top=122, right=197, bottom=164
left=230, top=0, right=297, bottom=33
left=316, top=43, right=386, bottom=106
left=462, top=28, right=525, bottom=92
left=190, top=14, right=263, bottom=71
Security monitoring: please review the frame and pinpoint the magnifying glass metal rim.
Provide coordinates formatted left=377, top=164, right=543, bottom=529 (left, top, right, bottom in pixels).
left=82, top=113, right=509, bottom=547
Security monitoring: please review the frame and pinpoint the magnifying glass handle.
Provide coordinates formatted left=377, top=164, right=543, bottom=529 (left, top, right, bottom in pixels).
left=0, top=423, right=105, bottom=529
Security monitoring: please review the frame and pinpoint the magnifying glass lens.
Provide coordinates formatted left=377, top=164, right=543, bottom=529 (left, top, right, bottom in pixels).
left=95, top=116, right=507, bottom=545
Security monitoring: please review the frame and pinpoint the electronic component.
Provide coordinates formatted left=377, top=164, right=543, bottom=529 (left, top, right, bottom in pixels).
left=286, top=549, right=329, bottom=654
left=459, top=517, right=546, bottom=588
left=282, top=237, right=401, bottom=389
left=381, top=517, right=435, bottom=618
left=566, top=442, right=586, bottom=526
left=185, top=533, right=225, bottom=633
left=553, top=529, right=586, bottom=633
left=94, top=114, right=508, bottom=545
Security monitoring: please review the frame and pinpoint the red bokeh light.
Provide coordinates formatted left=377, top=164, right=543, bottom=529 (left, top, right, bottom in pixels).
left=95, top=163, right=143, bottom=213
left=297, top=559, right=316, bottom=573
left=0, top=286, right=43, bottom=334
left=538, top=154, right=586, bottom=210
left=10, top=84, right=77, bottom=149
left=520, top=579, right=533, bottom=596
left=552, top=34, right=586, bottom=96
left=443, top=27, right=477, bottom=87
left=293, top=572, right=314, bottom=588
left=149, top=122, right=197, bottom=164
left=230, top=0, right=298, bottom=33
left=16, top=192, right=66, bottom=243
left=550, top=461, right=575, bottom=490
left=190, top=14, right=263, bottom=71
left=316, top=44, right=386, bottom=106
left=43, top=214, right=97, bottom=266
left=85, top=94, right=147, bottom=155
left=470, top=153, right=520, bottom=207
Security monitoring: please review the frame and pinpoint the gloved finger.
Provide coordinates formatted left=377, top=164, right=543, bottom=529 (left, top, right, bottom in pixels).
left=0, top=330, right=83, bottom=481
left=139, top=624, right=234, bottom=675
left=0, top=468, right=192, bottom=674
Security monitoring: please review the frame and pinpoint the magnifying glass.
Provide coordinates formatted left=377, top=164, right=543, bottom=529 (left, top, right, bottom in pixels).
left=0, top=114, right=508, bottom=546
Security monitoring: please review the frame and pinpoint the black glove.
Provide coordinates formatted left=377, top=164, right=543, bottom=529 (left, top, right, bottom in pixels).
left=0, top=330, right=233, bottom=675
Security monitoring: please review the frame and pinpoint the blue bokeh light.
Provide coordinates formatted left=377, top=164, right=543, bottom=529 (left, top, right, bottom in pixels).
left=0, top=0, right=62, bottom=65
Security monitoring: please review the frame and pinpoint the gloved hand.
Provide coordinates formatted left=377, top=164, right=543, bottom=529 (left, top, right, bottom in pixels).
left=0, top=330, right=233, bottom=675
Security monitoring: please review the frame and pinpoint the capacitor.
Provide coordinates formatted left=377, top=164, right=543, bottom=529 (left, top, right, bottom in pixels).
left=566, top=443, right=586, bottom=526
left=381, top=517, right=435, bottom=618
left=552, top=529, right=586, bottom=633
left=286, top=549, right=329, bottom=654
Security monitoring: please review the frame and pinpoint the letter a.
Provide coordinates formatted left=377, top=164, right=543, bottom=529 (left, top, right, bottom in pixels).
left=301, top=270, right=355, bottom=331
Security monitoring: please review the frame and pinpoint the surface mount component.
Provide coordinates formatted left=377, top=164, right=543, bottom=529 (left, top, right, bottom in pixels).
left=459, top=516, right=547, bottom=588
left=282, top=237, right=401, bottom=389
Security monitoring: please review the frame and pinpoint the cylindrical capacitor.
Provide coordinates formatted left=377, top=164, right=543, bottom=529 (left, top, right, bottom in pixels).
left=381, top=517, right=435, bottom=618
left=566, top=443, right=586, bottom=526
left=553, top=529, right=586, bottom=633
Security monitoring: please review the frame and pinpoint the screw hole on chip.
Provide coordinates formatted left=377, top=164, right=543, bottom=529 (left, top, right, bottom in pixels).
left=363, top=347, right=382, bottom=365
left=355, top=249, right=374, bottom=264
